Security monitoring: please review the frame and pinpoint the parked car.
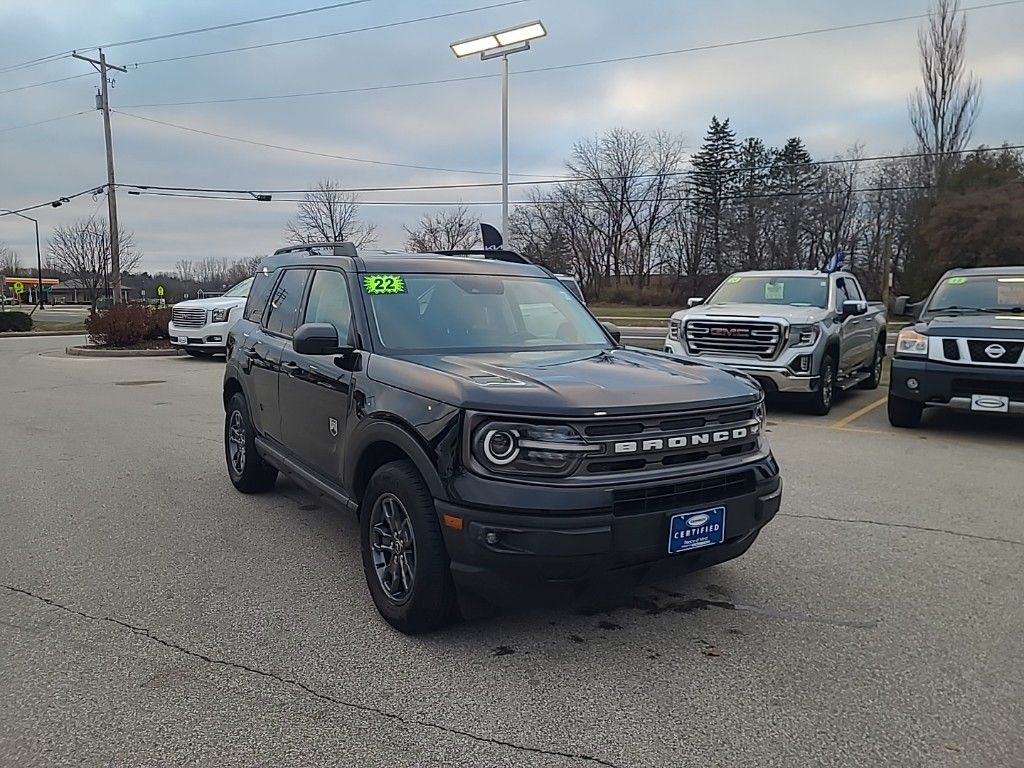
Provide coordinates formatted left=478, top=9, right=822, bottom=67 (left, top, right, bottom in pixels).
left=664, top=270, right=887, bottom=415
left=222, top=243, right=783, bottom=633
left=888, top=266, right=1024, bottom=427
left=168, top=277, right=252, bottom=357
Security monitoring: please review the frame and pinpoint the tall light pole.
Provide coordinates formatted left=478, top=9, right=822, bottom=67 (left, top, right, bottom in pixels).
left=451, top=21, right=546, bottom=240
left=1, top=209, right=44, bottom=308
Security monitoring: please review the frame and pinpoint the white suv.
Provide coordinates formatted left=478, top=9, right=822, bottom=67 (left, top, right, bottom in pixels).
left=168, top=277, right=252, bottom=357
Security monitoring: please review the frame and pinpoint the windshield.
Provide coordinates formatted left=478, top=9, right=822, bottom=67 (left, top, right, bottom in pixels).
left=926, top=274, right=1024, bottom=314
left=222, top=277, right=253, bottom=298
left=708, top=275, right=829, bottom=308
left=365, top=273, right=609, bottom=353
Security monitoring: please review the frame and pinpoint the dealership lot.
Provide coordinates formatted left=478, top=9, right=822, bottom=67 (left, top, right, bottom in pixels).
left=1, top=335, right=1021, bottom=768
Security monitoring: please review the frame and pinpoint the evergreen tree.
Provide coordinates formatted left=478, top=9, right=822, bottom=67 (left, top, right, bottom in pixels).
left=768, top=137, right=817, bottom=268
left=728, top=137, right=776, bottom=270
left=688, top=116, right=738, bottom=273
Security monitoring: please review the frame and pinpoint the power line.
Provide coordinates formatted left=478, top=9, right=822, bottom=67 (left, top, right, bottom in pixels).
left=129, top=1, right=529, bottom=67
left=0, top=186, right=105, bottom=217
left=112, top=109, right=558, bottom=179
left=0, top=110, right=92, bottom=134
left=118, top=0, right=1024, bottom=109
left=0, top=52, right=74, bottom=76
left=0, top=72, right=93, bottom=96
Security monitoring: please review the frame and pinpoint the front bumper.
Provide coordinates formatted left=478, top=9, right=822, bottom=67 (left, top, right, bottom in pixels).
left=437, top=457, right=782, bottom=609
left=168, top=320, right=232, bottom=349
left=890, top=356, right=1024, bottom=414
left=663, top=339, right=819, bottom=393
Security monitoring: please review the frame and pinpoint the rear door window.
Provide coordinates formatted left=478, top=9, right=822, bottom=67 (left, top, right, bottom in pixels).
left=263, top=269, right=310, bottom=337
left=244, top=268, right=276, bottom=323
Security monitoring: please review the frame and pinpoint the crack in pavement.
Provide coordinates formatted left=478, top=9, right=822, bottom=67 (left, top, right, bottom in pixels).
left=1, top=583, right=623, bottom=768
left=778, top=512, right=1024, bottom=547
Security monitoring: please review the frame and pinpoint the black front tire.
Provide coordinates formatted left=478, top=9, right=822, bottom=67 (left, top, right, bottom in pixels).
left=360, top=460, right=458, bottom=634
left=858, top=341, right=885, bottom=390
left=806, top=354, right=837, bottom=416
left=224, top=393, right=278, bottom=493
left=887, top=393, right=924, bottom=428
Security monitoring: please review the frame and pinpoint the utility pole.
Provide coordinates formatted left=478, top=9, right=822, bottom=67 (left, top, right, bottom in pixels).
left=73, top=49, right=127, bottom=304
left=881, top=233, right=893, bottom=310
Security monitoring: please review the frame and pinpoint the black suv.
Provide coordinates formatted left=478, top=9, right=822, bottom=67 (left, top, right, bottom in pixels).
left=223, top=243, right=783, bottom=633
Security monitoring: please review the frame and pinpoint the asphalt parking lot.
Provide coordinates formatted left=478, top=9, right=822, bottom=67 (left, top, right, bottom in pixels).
left=2, top=335, right=1022, bottom=768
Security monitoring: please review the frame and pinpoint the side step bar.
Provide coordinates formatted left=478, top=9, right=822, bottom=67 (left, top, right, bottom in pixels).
left=255, top=436, right=359, bottom=515
left=836, top=370, right=871, bottom=391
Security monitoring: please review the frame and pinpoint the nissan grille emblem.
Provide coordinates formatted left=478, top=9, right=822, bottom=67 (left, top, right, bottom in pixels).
left=984, top=344, right=1006, bottom=359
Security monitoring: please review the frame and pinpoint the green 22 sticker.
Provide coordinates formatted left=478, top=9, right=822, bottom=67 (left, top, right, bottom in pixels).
left=363, top=274, right=406, bottom=295
left=727, top=276, right=742, bottom=284
left=947, top=276, right=968, bottom=285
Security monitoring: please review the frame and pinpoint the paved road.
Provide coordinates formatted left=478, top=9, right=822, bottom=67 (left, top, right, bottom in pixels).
left=1, top=335, right=1022, bottom=767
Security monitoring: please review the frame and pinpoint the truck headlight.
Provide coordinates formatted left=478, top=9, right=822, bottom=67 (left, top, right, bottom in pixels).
left=788, top=324, right=819, bottom=348
left=212, top=307, right=231, bottom=323
left=895, top=328, right=928, bottom=357
left=472, top=422, right=598, bottom=476
left=669, top=318, right=682, bottom=341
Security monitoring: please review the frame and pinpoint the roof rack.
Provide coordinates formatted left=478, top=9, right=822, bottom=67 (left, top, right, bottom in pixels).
left=430, top=248, right=532, bottom=265
left=273, top=241, right=358, bottom=258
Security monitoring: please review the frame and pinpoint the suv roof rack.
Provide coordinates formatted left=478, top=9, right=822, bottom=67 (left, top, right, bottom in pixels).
left=430, top=248, right=532, bottom=265
left=273, top=241, right=358, bottom=258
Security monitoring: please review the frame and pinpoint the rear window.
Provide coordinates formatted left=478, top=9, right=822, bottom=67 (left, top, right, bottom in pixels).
left=243, top=268, right=276, bottom=323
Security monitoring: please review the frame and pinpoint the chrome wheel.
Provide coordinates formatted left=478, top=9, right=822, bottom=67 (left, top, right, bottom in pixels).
left=873, top=348, right=883, bottom=382
left=369, top=493, right=416, bottom=603
left=822, top=361, right=834, bottom=408
left=228, top=410, right=246, bottom=476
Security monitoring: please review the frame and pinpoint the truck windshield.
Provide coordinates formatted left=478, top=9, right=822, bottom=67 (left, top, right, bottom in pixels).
left=364, top=273, right=610, bottom=353
left=708, top=275, right=829, bottom=308
left=926, top=275, right=1024, bottom=314
left=222, top=277, right=253, bottom=298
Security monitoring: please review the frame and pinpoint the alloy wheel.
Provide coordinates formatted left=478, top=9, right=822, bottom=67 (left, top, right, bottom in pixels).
left=369, top=493, right=416, bottom=602
left=228, top=410, right=246, bottom=475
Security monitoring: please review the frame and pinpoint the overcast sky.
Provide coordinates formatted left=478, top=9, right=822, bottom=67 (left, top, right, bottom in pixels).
left=1, top=0, right=1022, bottom=273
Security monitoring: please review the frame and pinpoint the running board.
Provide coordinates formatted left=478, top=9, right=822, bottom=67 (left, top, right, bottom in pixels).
left=836, top=370, right=871, bottom=391
left=254, top=436, right=358, bottom=514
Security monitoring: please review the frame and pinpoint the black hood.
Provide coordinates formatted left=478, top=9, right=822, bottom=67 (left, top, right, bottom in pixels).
left=366, top=348, right=760, bottom=417
left=919, top=312, right=1024, bottom=339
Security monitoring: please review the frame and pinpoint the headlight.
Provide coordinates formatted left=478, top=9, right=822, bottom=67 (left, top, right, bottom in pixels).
left=472, top=422, right=598, bottom=476
left=788, top=324, right=820, bottom=348
left=895, top=328, right=928, bottom=356
left=212, top=307, right=231, bottom=323
left=669, top=318, right=682, bottom=340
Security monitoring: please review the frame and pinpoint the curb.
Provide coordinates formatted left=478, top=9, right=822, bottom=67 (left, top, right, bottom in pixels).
left=0, top=330, right=87, bottom=338
left=65, top=345, right=184, bottom=358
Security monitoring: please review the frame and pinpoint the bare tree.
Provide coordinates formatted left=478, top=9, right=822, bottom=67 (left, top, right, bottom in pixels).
left=285, top=178, right=376, bottom=247
left=908, top=0, right=982, bottom=179
left=0, top=243, right=20, bottom=275
left=224, top=256, right=263, bottom=285
left=404, top=207, right=480, bottom=252
left=174, top=259, right=196, bottom=282
left=47, top=217, right=141, bottom=303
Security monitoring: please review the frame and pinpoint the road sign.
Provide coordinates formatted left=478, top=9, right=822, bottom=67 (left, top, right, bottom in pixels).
left=42, top=285, right=51, bottom=293
left=141, top=289, right=147, bottom=298
left=156, top=285, right=165, bottom=298
left=13, top=281, right=24, bottom=294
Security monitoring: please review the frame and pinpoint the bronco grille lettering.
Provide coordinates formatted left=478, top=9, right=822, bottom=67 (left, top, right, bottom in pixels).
left=613, top=427, right=751, bottom=454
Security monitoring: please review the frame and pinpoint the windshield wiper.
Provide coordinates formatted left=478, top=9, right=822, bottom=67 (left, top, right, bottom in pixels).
left=928, top=306, right=1002, bottom=314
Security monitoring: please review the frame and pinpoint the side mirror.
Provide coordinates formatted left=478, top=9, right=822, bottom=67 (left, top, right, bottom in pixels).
left=601, top=321, right=621, bottom=344
left=841, top=300, right=868, bottom=318
left=893, top=295, right=909, bottom=316
left=293, top=323, right=342, bottom=355
left=687, top=297, right=705, bottom=308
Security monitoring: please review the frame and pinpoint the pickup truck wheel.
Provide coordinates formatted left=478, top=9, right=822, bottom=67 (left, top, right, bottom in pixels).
left=858, top=341, right=884, bottom=390
left=806, top=355, right=836, bottom=415
left=887, top=393, right=923, bottom=428
left=360, top=460, right=458, bottom=634
left=224, top=393, right=278, bottom=493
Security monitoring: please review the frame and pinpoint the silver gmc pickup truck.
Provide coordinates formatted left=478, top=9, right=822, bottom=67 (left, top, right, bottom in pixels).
left=664, top=270, right=887, bottom=415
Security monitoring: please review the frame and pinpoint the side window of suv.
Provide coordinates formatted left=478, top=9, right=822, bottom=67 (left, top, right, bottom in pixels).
left=264, top=268, right=310, bottom=337
left=304, top=269, right=354, bottom=343
left=243, top=268, right=276, bottom=323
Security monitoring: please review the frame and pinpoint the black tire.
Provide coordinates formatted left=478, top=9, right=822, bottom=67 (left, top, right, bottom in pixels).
left=887, top=393, right=923, bottom=428
left=360, top=460, right=458, bottom=634
left=224, top=393, right=278, bottom=493
left=858, top=341, right=885, bottom=390
left=806, top=354, right=837, bottom=416
left=186, top=349, right=214, bottom=358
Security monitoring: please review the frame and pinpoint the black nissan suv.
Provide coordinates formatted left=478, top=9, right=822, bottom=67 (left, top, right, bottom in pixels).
left=222, top=242, right=783, bottom=633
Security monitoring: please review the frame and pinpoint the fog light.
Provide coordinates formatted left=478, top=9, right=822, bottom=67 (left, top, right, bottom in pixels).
left=796, top=355, right=811, bottom=373
left=906, top=377, right=919, bottom=391
left=485, top=531, right=500, bottom=545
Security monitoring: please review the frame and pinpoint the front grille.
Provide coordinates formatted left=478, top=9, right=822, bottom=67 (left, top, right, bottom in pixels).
left=576, top=404, right=762, bottom=476
left=951, top=378, right=1024, bottom=400
left=612, top=471, right=756, bottom=516
left=171, top=307, right=206, bottom=328
left=685, top=320, right=783, bottom=359
left=967, top=340, right=1024, bottom=365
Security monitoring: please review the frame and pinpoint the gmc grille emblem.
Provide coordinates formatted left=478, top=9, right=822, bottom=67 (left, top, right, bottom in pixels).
left=613, top=425, right=756, bottom=454
left=709, top=328, right=750, bottom=337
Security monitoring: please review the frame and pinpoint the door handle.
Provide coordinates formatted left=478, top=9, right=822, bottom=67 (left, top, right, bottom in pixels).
left=244, top=348, right=261, bottom=361
left=281, top=361, right=301, bottom=376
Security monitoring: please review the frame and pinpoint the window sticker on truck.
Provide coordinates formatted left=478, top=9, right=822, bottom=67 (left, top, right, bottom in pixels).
left=764, top=282, right=785, bottom=300
left=727, top=276, right=742, bottom=284
left=363, top=274, right=407, bottom=295
left=947, top=276, right=968, bottom=285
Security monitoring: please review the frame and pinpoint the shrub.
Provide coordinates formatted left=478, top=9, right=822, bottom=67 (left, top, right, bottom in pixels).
left=86, top=304, right=153, bottom=347
left=0, top=311, right=33, bottom=332
left=146, top=307, right=171, bottom=340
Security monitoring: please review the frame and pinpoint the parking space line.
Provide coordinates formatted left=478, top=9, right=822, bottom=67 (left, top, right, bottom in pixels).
left=830, top=397, right=887, bottom=430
